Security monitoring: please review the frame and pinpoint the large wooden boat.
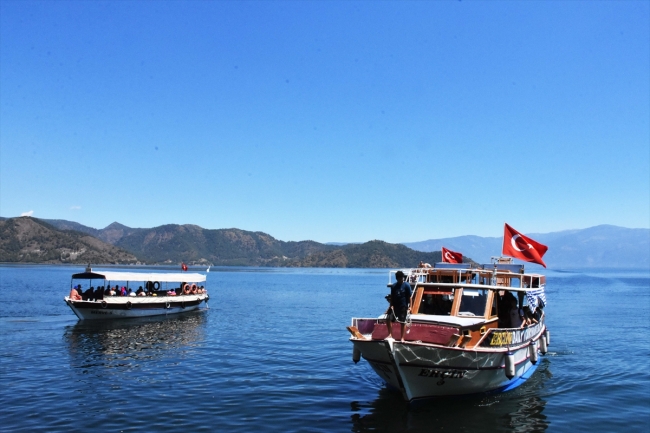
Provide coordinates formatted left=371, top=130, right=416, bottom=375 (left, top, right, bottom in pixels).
left=64, top=267, right=209, bottom=320
left=347, top=259, right=550, bottom=402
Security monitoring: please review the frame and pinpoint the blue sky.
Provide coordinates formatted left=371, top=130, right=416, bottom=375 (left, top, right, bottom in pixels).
left=1, top=0, right=648, bottom=243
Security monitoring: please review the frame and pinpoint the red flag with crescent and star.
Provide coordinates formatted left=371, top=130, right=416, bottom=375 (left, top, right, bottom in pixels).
left=502, top=223, right=548, bottom=268
left=442, top=247, right=463, bottom=264
left=181, top=263, right=188, bottom=272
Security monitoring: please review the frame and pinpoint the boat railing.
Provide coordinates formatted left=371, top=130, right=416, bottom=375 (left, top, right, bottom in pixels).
left=390, top=268, right=544, bottom=292
left=350, top=317, right=380, bottom=336
left=397, top=281, right=545, bottom=293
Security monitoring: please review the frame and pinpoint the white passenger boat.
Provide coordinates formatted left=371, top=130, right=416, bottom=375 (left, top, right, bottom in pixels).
left=347, top=258, right=550, bottom=402
left=64, top=267, right=209, bottom=320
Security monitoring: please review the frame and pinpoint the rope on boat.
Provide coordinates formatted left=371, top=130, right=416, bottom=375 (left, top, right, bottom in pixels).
left=389, top=306, right=413, bottom=328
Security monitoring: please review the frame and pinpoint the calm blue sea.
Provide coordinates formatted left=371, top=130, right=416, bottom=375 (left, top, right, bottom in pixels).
left=0, top=264, right=648, bottom=432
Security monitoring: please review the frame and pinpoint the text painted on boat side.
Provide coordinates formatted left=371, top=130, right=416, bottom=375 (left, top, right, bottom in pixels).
left=418, top=369, right=467, bottom=385
left=482, top=322, right=543, bottom=347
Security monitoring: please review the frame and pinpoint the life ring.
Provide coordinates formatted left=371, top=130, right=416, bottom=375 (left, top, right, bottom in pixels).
left=180, top=301, right=186, bottom=309
left=191, top=284, right=197, bottom=291
left=101, top=301, right=107, bottom=309
left=183, top=284, right=191, bottom=295
left=146, top=281, right=153, bottom=291
left=126, top=301, right=132, bottom=310
left=165, top=302, right=170, bottom=309
left=153, top=281, right=160, bottom=290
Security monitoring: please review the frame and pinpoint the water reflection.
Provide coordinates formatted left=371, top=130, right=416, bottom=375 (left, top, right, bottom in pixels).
left=350, top=361, right=551, bottom=433
left=64, top=312, right=208, bottom=372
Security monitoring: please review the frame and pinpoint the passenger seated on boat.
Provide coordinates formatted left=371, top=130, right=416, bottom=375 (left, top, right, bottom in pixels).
left=508, top=297, right=525, bottom=328
left=94, top=286, right=104, bottom=300
left=167, top=289, right=177, bottom=296
left=120, top=286, right=127, bottom=296
left=69, top=286, right=82, bottom=300
left=136, top=286, right=145, bottom=296
left=522, top=306, right=538, bottom=326
left=82, top=287, right=95, bottom=301
left=128, top=288, right=135, bottom=297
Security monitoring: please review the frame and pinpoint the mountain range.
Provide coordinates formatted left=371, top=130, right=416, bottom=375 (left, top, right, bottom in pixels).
left=403, top=225, right=650, bottom=269
left=1, top=217, right=647, bottom=269
left=0, top=217, right=443, bottom=267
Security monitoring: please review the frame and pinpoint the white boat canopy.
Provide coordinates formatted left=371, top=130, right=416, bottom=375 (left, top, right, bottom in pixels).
left=71, top=271, right=206, bottom=283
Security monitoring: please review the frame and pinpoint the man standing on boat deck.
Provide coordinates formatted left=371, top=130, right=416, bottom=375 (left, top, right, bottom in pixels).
left=387, top=270, right=413, bottom=342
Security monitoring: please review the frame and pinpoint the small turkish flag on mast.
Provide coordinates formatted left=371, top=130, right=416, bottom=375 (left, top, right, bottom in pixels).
left=502, top=224, right=548, bottom=268
left=181, top=263, right=188, bottom=271
left=442, top=247, right=463, bottom=264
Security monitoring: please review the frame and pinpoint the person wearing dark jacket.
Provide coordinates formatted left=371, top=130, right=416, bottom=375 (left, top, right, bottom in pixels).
left=386, top=270, right=413, bottom=342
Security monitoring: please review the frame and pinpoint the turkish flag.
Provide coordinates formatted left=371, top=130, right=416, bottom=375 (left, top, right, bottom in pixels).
left=442, top=247, right=463, bottom=264
left=181, top=263, right=188, bottom=271
left=502, top=224, right=548, bottom=267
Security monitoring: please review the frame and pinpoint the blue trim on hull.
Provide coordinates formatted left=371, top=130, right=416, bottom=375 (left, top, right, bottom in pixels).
left=494, top=358, right=540, bottom=393
left=404, top=357, right=542, bottom=405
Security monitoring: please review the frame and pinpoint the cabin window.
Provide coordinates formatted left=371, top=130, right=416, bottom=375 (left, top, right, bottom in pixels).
left=418, top=291, right=454, bottom=315
left=458, top=289, right=488, bottom=317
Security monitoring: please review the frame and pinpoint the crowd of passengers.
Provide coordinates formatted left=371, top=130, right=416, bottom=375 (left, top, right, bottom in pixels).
left=68, top=284, right=206, bottom=301
left=417, top=290, right=542, bottom=329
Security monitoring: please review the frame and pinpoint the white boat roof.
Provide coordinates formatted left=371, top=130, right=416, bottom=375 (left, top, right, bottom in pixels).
left=408, top=314, right=487, bottom=327
left=71, top=270, right=206, bottom=283
left=378, top=314, right=486, bottom=327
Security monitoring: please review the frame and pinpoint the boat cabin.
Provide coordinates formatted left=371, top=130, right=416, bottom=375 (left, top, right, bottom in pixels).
left=401, top=262, right=545, bottom=321
left=362, top=261, right=547, bottom=347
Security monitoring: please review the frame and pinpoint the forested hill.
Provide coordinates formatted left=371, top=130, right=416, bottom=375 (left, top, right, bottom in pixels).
left=0, top=217, right=446, bottom=267
left=291, top=241, right=442, bottom=268
left=0, top=217, right=137, bottom=264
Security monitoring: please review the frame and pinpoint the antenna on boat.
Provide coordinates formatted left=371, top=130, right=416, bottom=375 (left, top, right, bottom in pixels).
left=206, top=266, right=210, bottom=273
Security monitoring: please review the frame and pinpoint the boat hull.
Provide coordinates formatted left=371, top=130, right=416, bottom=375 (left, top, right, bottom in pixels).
left=352, top=325, right=545, bottom=402
left=64, top=295, right=208, bottom=320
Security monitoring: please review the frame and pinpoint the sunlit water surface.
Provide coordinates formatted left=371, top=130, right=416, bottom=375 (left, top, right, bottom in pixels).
left=0, top=265, right=648, bottom=432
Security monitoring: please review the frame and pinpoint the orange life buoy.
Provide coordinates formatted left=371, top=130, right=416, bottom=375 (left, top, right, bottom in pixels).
left=183, top=284, right=191, bottom=295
